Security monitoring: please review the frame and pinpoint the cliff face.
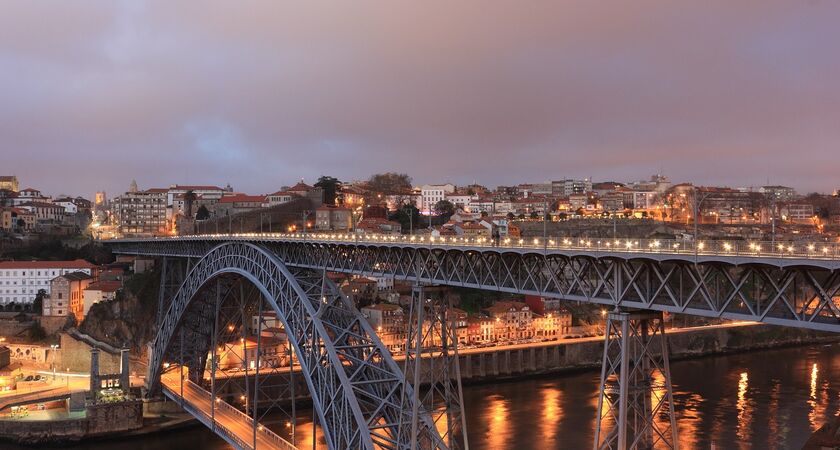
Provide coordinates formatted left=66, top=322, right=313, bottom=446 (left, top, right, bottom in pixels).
left=79, top=269, right=159, bottom=352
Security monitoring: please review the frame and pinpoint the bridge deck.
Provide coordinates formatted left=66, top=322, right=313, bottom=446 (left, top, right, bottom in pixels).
left=161, top=370, right=296, bottom=450
left=111, top=232, right=840, bottom=268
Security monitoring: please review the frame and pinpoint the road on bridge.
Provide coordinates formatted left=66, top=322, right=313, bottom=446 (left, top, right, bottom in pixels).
left=161, top=370, right=296, bottom=450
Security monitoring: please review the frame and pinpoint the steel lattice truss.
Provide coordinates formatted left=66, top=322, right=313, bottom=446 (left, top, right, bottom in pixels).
left=110, top=238, right=840, bottom=332
left=594, top=311, right=678, bottom=450
left=401, top=285, right=469, bottom=450
left=148, top=242, right=446, bottom=450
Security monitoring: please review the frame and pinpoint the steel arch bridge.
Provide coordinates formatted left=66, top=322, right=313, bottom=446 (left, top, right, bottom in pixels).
left=109, top=233, right=840, bottom=450
left=150, top=241, right=446, bottom=450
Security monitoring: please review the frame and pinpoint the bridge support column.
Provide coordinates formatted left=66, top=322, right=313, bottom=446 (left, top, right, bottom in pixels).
left=402, top=283, right=469, bottom=450
left=594, top=310, right=678, bottom=450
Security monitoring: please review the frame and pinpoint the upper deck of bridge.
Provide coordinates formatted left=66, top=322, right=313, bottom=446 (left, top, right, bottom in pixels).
left=107, top=232, right=840, bottom=269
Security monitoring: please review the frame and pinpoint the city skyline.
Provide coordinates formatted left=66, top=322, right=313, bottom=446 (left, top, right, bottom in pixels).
left=3, top=1, right=840, bottom=196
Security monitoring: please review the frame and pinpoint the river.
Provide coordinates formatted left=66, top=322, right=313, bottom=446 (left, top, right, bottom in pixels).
left=20, top=343, right=840, bottom=450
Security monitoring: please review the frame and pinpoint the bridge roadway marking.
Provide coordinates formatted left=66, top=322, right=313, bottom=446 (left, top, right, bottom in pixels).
left=160, top=370, right=297, bottom=450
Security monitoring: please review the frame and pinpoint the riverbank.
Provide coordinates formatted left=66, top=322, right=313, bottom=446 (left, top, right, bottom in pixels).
left=453, top=322, right=840, bottom=382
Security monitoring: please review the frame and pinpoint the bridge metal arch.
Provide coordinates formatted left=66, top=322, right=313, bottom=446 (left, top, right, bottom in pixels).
left=149, top=241, right=446, bottom=450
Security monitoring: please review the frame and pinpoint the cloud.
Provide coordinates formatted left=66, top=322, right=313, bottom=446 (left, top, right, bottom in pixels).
left=1, top=0, right=839, bottom=197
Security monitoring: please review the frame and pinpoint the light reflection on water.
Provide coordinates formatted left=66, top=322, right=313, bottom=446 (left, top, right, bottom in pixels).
left=22, top=343, right=840, bottom=450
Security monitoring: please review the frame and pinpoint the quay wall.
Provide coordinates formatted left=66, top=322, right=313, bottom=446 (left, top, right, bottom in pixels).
left=0, top=401, right=143, bottom=445
left=454, top=324, right=840, bottom=382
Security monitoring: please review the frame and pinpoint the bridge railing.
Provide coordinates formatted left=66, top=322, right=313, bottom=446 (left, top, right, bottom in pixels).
left=147, top=232, right=840, bottom=262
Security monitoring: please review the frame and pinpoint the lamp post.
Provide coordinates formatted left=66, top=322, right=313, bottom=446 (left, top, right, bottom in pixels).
left=50, top=344, right=59, bottom=381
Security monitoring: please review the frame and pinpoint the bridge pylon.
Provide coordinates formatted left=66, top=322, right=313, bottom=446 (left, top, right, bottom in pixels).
left=594, top=310, right=678, bottom=450
left=401, top=283, right=469, bottom=450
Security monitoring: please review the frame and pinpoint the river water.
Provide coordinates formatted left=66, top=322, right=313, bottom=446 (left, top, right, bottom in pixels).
left=22, top=343, right=840, bottom=450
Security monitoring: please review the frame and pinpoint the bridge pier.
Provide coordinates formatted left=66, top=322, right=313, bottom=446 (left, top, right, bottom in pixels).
left=402, top=283, right=469, bottom=450
left=594, top=310, right=678, bottom=450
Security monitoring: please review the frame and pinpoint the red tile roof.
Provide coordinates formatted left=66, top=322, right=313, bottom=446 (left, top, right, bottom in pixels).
left=85, top=281, right=123, bottom=292
left=0, top=259, right=96, bottom=270
left=171, top=185, right=224, bottom=191
left=289, top=182, right=312, bottom=192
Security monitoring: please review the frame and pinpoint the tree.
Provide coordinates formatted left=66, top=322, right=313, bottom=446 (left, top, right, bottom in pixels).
left=368, top=173, right=412, bottom=194
left=389, top=203, right=420, bottom=233
left=195, top=205, right=210, bottom=220
left=16, top=218, right=25, bottom=230
left=33, top=289, right=46, bottom=315
left=433, top=200, right=456, bottom=222
left=480, top=211, right=489, bottom=219
left=517, top=213, right=526, bottom=220
left=30, top=323, right=47, bottom=341
left=506, top=212, right=515, bottom=221
left=529, top=211, right=539, bottom=220
left=315, top=176, right=343, bottom=206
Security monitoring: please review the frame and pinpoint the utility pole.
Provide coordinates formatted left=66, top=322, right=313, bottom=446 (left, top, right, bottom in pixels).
left=770, top=196, right=777, bottom=245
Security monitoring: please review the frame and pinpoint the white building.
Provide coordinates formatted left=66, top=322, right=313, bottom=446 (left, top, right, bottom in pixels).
left=0, top=260, right=96, bottom=306
left=81, top=281, right=122, bottom=318
left=265, top=191, right=295, bottom=207
left=445, top=193, right=476, bottom=212
left=420, top=184, right=455, bottom=214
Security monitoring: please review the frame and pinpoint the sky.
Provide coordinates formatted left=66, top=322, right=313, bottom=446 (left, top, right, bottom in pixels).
left=2, top=1, right=839, bottom=198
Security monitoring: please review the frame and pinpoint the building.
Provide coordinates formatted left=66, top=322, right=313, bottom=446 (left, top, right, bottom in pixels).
left=112, top=188, right=168, bottom=235
left=456, top=221, right=491, bottom=238
left=265, top=191, right=295, bottom=207
left=0, top=176, right=19, bottom=192
left=445, top=192, right=476, bottom=212
left=482, top=301, right=533, bottom=341
left=0, top=260, right=96, bottom=306
left=761, top=185, right=797, bottom=202
left=355, top=217, right=402, bottom=235
left=420, top=184, right=456, bottom=214
left=361, top=303, right=405, bottom=353
left=165, top=185, right=227, bottom=207
left=552, top=179, right=592, bottom=197
left=18, top=201, right=65, bottom=223
left=218, top=336, right=289, bottom=370
left=81, top=281, right=122, bottom=318
left=315, top=206, right=352, bottom=231
left=599, top=191, right=625, bottom=213
left=46, top=272, right=93, bottom=320
left=622, top=190, right=658, bottom=210
left=783, top=203, right=816, bottom=223
left=215, top=194, right=265, bottom=216
left=532, top=310, right=572, bottom=340
left=0, top=207, right=35, bottom=231
left=286, top=181, right=313, bottom=197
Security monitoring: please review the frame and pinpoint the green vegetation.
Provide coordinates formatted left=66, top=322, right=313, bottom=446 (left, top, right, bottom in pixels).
left=453, top=287, right=521, bottom=314
left=196, top=204, right=210, bottom=220
left=1, top=239, right=114, bottom=265
left=315, top=175, right=343, bottom=205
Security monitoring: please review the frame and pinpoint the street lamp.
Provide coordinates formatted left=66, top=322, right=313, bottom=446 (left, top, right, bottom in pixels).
left=50, top=344, right=59, bottom=381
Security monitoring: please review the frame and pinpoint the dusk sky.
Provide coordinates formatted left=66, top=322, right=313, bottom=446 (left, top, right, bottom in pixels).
left=2, top=1, right=839, bottom=198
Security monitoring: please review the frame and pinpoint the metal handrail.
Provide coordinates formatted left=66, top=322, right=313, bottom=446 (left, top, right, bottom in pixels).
left=162, top=374, right=297, bottom=450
